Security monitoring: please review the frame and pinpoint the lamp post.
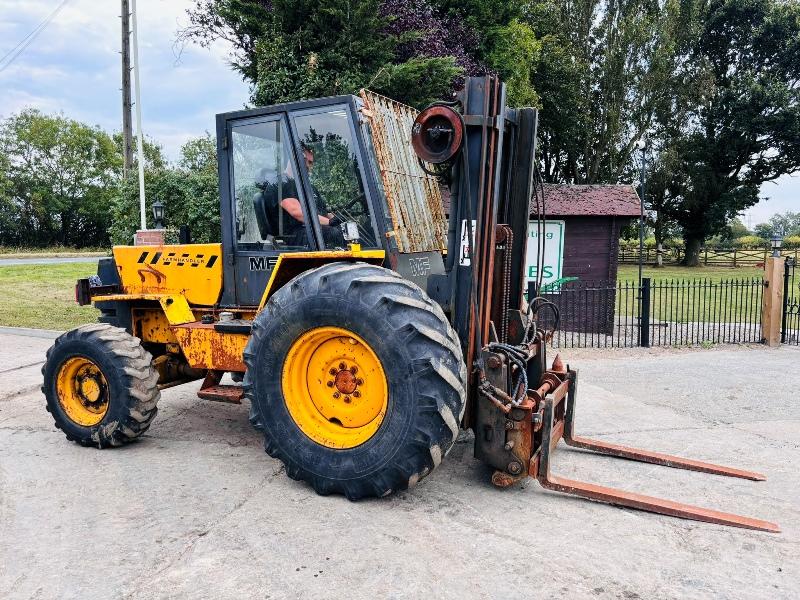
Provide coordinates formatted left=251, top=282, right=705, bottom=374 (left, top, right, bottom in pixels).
left=152, top=200, right=165, bottom=230
left=771, top=235, right=783, bottom=258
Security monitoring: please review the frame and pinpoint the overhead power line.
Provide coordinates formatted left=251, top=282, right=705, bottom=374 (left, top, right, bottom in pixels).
left=0, top=0, right=71, bottom=74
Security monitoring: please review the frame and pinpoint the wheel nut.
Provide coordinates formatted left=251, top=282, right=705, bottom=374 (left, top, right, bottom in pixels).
left=344, top=396, right=351, bottom=403
left=353, top=391, right=361, bottom=398
left=333, top=392, right=340, bottom=399
left=356, top=378, right=364, bottom=386
left=339, top=362, right=346, bottom=370
left=326, top=381, right=334, bottom=387
left=329, top=368, right=337, bottom=375
left=350, top=366, right=358, bottom=374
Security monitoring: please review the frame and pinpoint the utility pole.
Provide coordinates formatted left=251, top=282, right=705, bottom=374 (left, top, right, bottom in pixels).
left=121, top=0, right=134, bottom=178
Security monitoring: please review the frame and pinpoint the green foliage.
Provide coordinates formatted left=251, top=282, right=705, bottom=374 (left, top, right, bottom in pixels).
left=782, top=235, right=800, bottom=249
left=726, top=218, right=752, bottom=240
left=732, top=235, right=768, bottom=249
left=184, top=0, right=547, bottom=109
left=0, top=109, right=120, bottom=248
left=305, top=133, right=361, bottom=214
left=186, top=0, right=468, bottom=108
left=483, top=19, right=540, bottom=107
left=109, top=137, right=220, bottom=245
left=526, top=0, right=684, bottom=184
left=753, top=211, right=800, bottom=239
left=662, top=0, right=800, bottom=259
left=371, top=56, right=462, bottom=108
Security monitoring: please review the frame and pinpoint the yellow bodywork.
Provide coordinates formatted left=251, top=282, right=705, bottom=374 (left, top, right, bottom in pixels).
left=94, top=244, right=386, bottom=374
left=282, top=326, right=388, bottom=448
left=258, top=245, right=385, bottom=309
left=113, top=243, right=224, bottom=306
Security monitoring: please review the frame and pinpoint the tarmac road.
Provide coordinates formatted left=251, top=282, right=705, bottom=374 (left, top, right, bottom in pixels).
left=0, top=330, right=798, bottom=600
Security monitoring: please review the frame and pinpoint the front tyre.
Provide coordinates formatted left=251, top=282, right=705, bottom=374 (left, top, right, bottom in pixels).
left=243, top=262, right=466, bottom=499
left=42, top=323, right=160, bottom=447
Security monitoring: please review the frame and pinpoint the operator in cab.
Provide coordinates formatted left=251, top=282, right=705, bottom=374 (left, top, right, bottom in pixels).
left=258, top=143, right=345, bottom=248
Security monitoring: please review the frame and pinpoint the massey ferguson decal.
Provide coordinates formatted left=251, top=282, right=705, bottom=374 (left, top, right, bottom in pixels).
left=248, top=256, right=279, bottom=271
left=136, top=251, right=219, bottom=268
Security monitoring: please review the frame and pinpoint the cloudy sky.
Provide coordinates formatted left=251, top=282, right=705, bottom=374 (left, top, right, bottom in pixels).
left=0, top=0, right=796, bottom=225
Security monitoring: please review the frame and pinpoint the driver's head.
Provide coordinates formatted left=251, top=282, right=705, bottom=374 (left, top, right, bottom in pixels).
left=300, top=142, right=315, bottom=171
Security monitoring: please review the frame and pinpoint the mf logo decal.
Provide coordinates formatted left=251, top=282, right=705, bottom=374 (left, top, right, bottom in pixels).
left=249, top=256, right=279, bottom=271
left=137, top=251, right=219, bottom=268
left=408, top=256, right=431, bottom=277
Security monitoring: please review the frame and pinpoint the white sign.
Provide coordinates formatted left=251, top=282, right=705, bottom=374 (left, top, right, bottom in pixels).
left=459, top=219, right=476, bottom=266
left=525, top=220, right=565, bottom=292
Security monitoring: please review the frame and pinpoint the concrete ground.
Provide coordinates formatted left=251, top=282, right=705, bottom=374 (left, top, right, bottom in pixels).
left=0, top=332, right=798, bottom=600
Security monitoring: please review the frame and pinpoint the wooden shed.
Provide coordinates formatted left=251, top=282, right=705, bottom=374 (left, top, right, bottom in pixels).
left=530, top=184, right=641, bottom=335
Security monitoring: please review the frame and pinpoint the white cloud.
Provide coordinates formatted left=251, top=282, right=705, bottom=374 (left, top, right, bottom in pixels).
left=0, top=0, right=250, bottom=159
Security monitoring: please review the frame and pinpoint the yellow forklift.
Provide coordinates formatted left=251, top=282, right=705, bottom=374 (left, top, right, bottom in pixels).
left=42, top=78, right=777, bottom=531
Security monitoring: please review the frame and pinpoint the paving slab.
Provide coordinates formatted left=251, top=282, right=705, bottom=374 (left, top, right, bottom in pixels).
left=0, top=336, right=797, bottom=600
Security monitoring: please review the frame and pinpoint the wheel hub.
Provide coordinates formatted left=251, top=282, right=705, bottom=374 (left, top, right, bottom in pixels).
left=282, top=327, right=388, bottom=449
left=56, top=357, right=109, bottom=426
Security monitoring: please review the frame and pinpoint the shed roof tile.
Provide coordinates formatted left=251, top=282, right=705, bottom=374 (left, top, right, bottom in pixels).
left=531, top=184, right=641, bottom=217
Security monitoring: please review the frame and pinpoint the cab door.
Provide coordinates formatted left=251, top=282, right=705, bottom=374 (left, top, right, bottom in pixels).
left=226, top=114, right=317, bottom=306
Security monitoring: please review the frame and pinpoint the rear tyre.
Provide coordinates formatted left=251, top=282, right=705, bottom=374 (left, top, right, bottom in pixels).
left=244, top=262, right=466, bottom=499
left=42, top=323, right=160, bottom=447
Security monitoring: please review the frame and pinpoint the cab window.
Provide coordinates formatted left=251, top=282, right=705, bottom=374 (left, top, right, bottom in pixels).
left=230, top=119, right=311, bottom=250
left=292, top=108, right=378, bottom=248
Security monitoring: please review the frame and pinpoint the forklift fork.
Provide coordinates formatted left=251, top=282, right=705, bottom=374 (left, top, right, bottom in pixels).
left=529, top=369, right=780, bottom=533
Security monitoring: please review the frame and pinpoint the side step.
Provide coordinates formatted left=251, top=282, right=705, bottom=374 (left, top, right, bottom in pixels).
left=528, top=370, right=779, bottom=533
left=197, top=370, right=244, bottom=404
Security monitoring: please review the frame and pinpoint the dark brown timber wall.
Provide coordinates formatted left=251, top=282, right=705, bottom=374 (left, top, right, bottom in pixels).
left=549, top=215, right=629, bottom=335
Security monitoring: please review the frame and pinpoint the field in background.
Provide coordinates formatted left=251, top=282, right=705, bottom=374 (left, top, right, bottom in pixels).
left=617, top=264, right=762, bottom=282
left=0, top=264, right=98, bottom=330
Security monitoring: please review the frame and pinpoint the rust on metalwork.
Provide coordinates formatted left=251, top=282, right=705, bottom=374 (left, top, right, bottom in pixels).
left=525, top=371, right=779, bottom=532
left=334, top=370, right=358, bottom=395
left=564, top=435, right=767, bottom=481
left=359, top=89, right=448, bottom=253
left=171, top=322, right=248, bottom=372
left=491, top=470, right=523, bottom=488
left=551, top=353, right=566, bottom=374
left=197, top=370, right=244, bottom=404
left=411, top=104, right=464, bottom=164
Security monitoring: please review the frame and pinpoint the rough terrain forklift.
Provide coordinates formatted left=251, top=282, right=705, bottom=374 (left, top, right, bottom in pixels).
left=42, top=77, right=777, bottom=532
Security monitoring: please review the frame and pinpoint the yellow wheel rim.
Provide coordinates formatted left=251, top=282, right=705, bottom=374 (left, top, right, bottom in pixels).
left=55, top=356, right=109, bottom=427
left=282, top=327, right=388, bottom=449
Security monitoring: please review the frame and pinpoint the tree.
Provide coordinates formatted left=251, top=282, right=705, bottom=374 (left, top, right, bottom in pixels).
left=665, top=0, right=800, bottom=265
left=182, top=0, right=472, bottom=108
left=753, top=211, right=800, bottom=239
left=109, top=135, right=221, bottom=244
left=525, top=0, right=686, bottom=184
left=0, top=110, right=120, bottom=248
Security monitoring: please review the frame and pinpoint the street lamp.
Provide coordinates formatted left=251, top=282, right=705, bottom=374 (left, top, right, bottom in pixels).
left=152, top=199, right=165, bottom=230
left=771, top=235, right=783, bottom=258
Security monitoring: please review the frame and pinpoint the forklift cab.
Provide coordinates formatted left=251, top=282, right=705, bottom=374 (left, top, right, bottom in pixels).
left=216, top=96, right=386, bottom=307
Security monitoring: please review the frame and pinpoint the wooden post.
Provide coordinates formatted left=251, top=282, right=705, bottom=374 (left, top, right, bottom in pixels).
left=761, top=256, right=786, bottom=347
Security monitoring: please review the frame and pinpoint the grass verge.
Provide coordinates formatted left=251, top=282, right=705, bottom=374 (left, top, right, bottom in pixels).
left=0, top=264, right=99, bottom=330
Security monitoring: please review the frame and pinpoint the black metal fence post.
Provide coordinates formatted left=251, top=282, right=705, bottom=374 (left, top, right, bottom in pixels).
left=640, top=277, right=651, bottom=347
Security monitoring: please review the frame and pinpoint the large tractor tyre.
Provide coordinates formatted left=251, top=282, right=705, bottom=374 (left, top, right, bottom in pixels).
left=243, top=262, right=466, bottom=499
left=42, top=323, right=160, bottom=447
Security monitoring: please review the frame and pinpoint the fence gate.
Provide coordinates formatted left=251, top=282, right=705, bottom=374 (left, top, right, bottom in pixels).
left=782, top=258, right=799, bottom=345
